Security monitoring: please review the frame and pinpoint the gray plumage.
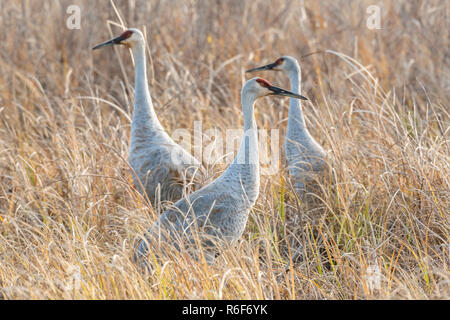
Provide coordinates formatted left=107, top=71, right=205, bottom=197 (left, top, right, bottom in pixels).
left=247, top=56, right=327, bottom=194
left=283, top=56, right=327, bottom=193
left=93, top=29, right=203, bottom=205
left=135, top=77, right=306, bottom=265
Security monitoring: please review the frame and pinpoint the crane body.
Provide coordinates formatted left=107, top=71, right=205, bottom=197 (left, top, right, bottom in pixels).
left=93, top=29, right=203, bottom=204
left=247, top=56, right=327, bottom=194
left=135, top=78, right=307, bottom=264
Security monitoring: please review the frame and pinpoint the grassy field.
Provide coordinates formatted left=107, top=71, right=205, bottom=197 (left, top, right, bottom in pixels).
left=0, top=0, right=448, bottom=299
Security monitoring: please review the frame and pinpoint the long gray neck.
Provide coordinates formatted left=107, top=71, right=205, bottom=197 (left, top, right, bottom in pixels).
left=221, top=91, right=259, bottom=204
left=131, top=43, right=163, bottom=131
left=216, top=90, right=260, bottom=208
left=287, top=67, right=307, bottom=131
left=233, top=93, right=258, bottom=166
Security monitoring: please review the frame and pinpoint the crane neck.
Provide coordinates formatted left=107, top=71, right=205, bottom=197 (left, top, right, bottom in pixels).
left=287, top=67, right=307, bottom=130
left=233, top=91, right=258, bottom=166
left=219, top=87, right=260, bottom=205
left=131, top=42, right=162, bottom=130
left=241, top=92, right=258, bottom=131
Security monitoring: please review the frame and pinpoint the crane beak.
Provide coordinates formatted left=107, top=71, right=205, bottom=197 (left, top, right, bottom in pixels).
left=246, top=62, right=279, bottom=73
left=92, top=34, right=126, bottom=50
left=267, top=85, right=308, bottom=100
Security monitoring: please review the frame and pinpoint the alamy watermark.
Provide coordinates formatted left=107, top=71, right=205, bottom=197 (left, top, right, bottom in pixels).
left=366, top=5, right=382, bottom=30
left=171, top=121, right=281, bottom=176
left=66, top=3, right=382, bottom=31
left=364, top=263, right=381, bottom=291
left=66, top=5, right=81, bottom=30
left=64, top=265, right=81, bottom=292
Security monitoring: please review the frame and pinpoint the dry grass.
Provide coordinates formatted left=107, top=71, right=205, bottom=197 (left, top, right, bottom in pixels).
left=0, top=0, right=448, bottom=299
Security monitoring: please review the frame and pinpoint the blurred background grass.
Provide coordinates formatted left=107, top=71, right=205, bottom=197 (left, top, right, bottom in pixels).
left=0, top=0, right=448, bottom=299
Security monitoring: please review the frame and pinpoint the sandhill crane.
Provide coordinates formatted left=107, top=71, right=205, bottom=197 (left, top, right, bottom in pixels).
left=135, top=77, right=307, bottom=265
left=93, top=29, right=203, bottom=205
left=247, top=56, right=327, bottom=195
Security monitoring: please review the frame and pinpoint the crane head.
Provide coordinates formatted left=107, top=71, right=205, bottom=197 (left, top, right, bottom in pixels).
left=246, top=56, right=299, bottom=73
left=245, top=78, right=307, bottom=100
left=92, top=28, right=144, bottom=50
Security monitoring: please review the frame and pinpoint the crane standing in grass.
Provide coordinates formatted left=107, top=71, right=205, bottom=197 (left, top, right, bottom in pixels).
left=93, top=29, right=203, bottom=205
left=135, top=77, right=307, bottom=265
left=247, top=56, right=327, bottom=195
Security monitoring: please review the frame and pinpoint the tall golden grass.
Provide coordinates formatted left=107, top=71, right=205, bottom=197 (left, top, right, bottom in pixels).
left=0, top=0, right=448, bottom=299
